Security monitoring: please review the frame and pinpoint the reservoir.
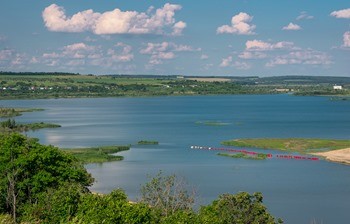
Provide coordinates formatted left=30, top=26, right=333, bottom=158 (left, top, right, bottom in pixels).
left=1, top=94, right=350, bottom=223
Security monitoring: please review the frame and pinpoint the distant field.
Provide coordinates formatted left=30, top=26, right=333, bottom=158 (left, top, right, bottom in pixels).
left=0, top=72, right=349, bottom=99
left=186, top=77, right=231, bottom=82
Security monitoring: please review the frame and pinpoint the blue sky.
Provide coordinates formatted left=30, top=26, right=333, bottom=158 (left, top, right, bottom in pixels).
left=0, top=0, right=349, bottom=76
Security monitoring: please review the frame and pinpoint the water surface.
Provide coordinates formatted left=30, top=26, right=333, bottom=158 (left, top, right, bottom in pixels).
left=2, top=95, right=350, bottom=223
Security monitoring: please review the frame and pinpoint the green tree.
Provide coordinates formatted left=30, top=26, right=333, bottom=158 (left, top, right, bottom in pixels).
left=140, top=171, right=195, bottom=217
left=73, top=189, right=156, bottom=224
left=20, top=183, right=87, bottom=223
left=0, top=133, right=93, bottom=222
left=199, top=192, right=283, bottom=224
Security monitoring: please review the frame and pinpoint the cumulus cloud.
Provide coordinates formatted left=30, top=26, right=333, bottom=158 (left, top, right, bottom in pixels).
left=245, top=40, right=296, bottom=51
left=219, top=56, right=250, bottom=69
left=217, top=12, right=256, bottom=35
left=266, top=50, right=332, bottom=67
left=232, top=61, right=251, bottom=70
left=0, top=49, right=14, bottom=61
left=172, top=21, right=186, bottom=36
left=200, top=54, right=209, bottom=60
left=238, top=51, right=267, bottom=59
left=41, top=42, right=134, bottom=68
left=107, top=42, right=134, bottom=62
left=282, top=23, right=301, bottom=31
left=0, top=49, right=30, bottom=69
left=140, top=42, right=199, bottom=65
left=343, top=31, right=350, bottom=47
left=42, top=3, right=186, bottom=36
left=219, top=56, right=232, bottom=67
left=296, top=11, right=314, bottom=20
left=330, top=8, right=350, bottom=19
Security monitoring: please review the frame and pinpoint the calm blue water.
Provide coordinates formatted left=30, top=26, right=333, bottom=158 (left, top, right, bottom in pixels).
left=1, top=95, right=350, bottom=223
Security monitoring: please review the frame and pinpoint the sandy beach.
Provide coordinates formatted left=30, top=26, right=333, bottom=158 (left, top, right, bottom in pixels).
left=312, top=148, right=350, bottom=165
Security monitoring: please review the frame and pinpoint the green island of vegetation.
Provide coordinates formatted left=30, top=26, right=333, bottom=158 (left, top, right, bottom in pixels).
left=0, top=107, right=44, bottom=117
left=196, top=121, right=230, bottom=126
left=218, top=152, right=268, bottom=160
left=0, top=133, right=283, bottom=223
left=138, top=140, right=159, bottom=145
left=62, top=145, right=130, bottom=164
left=0, top=119, right=61, bottom=132
left=221, top=138, right=350, bottom=153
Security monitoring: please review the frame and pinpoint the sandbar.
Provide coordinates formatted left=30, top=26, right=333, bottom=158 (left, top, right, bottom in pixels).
left=312, top=148, right=350, bottom=165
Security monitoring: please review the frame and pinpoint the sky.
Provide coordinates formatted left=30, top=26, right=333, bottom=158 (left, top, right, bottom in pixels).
left=0, top=0, right=349, bottom=76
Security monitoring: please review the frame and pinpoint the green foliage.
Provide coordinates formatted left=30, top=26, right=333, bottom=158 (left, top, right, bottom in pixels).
left=160, top=210, right=200, bottom=224
left=199, top=192, right=282, bottom=224
left=0, top=119, right=16, bottom=129
left=20, top=183, right=87, bottom=223
left=0, top=213, right=14, bottom=224
left=0, top=133, right=93, bottom=221
left=140, top=171, right=195, bottom=217
left=73, top=189, right=156, bottom=224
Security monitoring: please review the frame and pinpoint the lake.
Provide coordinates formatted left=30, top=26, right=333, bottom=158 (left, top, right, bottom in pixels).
left=1, top=94, right=350, bottom=223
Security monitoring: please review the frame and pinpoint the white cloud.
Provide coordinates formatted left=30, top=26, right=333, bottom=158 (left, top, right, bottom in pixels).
left=42, top=3, right=186, bottom=36
left=200, top=54, right=209, bottom=60
left=282, top=23, right=301, bottom=31
left=296, top=11, right=314, bottom=20
left=107, top=42, right=134, bottom=62
left=219, top=56, right=250, bottom=69
left=66, top=59, right=85, bottom=66
left=219, top=56, right=232, bottom=67
left=343, top=31, right=350, bottom=47
left=0, top=49, right=14, bottom=61
left=41, top=42, right=134, bottom=68
left=217, top=12, right=256, bottom=35
left=232, top=61, right=251, bottom=70
left=140, top=42, right=198, bottom=65
left=266, top=50, right=332, bottom=67
left=172, top=21, right=187, bottom=36
left=330, top=8, right=350, bottom=19
left=245, top=40, right=296, bottom=51
left=238, top=51, right=267, bottom=59
left=42, top=4, right=99, bottom=33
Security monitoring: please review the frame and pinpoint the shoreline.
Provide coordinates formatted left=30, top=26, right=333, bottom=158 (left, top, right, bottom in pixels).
left=312, top=148, right=350, bottom=165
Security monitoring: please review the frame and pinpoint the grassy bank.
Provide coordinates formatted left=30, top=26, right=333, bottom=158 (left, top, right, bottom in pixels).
left=196, top=121, right=230, bottom=126
left=218, top=152, right=268, bottom=160
left=0, top=119, right=61, bottom=132
left=221, top=138, right=350, bottom=153
left=0, top=107, right=44, bottom=117
left=62, top=145, right=130, bottom=163
left=138, top=140, right=159, bottom=145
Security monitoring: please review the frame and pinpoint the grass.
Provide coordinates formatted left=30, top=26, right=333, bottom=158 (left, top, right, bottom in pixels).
left=221, top=138, right=350, bottom=153
left=62, top=145, right=130, bottom=164
left=217, top=152, right=267, bottom=160
left=24, top=122, right=61, bottom=130
left=0, top=107, right=44, bottom=117
left=195, top=121, right=230, bottom=126
left=138, top=140, right=159, bottom=145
